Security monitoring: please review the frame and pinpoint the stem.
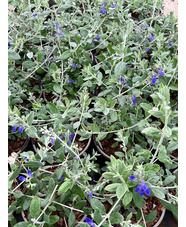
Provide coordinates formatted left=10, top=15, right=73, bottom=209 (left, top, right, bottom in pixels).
left=150, top=0, right=158, bottom=28
left=53, top=201, right=84, bottom=213
left=97, top=198, right=121, bottom=227
left=140, top=208, right=147, bottom=227
left=34, top=185, right=58, bottom=223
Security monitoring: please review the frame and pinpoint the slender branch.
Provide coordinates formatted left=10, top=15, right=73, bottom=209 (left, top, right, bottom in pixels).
left=97, top=198, right=121, bottom=227
left=140, top=208, right=147, bottom=227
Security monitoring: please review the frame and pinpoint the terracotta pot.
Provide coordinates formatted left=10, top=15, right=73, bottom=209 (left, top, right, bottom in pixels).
left=32, top=136, right=92, bottom=157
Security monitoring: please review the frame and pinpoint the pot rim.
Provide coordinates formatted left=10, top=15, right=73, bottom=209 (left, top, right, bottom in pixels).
left=32, top=136, right=92, bottom=157
left=93, top=135, right=110, bottom=160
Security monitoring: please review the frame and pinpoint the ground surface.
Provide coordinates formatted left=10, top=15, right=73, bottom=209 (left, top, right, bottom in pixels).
left=163, top=0, right=178, bottom=18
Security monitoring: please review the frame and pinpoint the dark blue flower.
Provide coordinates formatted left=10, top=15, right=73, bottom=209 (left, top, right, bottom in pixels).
left=158, top=70, right=165, bottom=76
left=135, top=182, right=150, bottom=196
left=120, top=76, right=124, bottom=84
left=142, top=55, right=145, bottom=59
left=55, top=23, right=60, bottom=28
left=85, top=217, right=95, bottom=227
left=12, top=126, right=17, bottom=133
left=100, top=8, right=107, bottom=15
left=132, top=96, right=136, bottom=105
left=168, top=41, right=172, bottom=47
left=59, top=176, right=64, bottom=180
left=148, top=34, right=154, bottom=41
left=95, top=35, right=100, bottom=40
left=92, top=39, right=95, bottom=44
left=59, top=32, right=65, bottom=37
left=69, top=134, right=74, bottom=140
left=67, top=140, right=71, bottom=144
left=46, top=24, right=49, bottom=27
left=146, top=47, right=150, bottom=52
left=129, top=175, right=136, bottom=181
left=53, top=33, right=57, bottom=37
left=67, top=79, right=74, bottom=83
left=72, top=62, right=78, bottom=67
left=145, top=25, right=148, bottom=29
left=152, top=74, right=157, bottom=85
left=8, top=42, right=11, bottom=47
left=51, top=137, right=55, bottom=146
left=126, top=83, right=130, bottom=88
left=103, top=2, right=106, bottom=6
left=27, top=169, right=33, bottom=178
left=51, top=57, right=54, bottom=61
left=19, top=176, right=26, bottom=181
left=18, top=126, right=24, bottom=134
left=33, top=14, right=37, bottom=17
left=23, top=157, right=27, bottom=162
left=87, top=191, right=93, bottom=198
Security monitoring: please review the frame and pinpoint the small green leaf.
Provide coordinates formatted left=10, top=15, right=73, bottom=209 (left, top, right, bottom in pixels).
left=110, top=212, right=124, bottom=224
left=151, top=188, right=165, bottom=199
left=9, top=168, right=21, bottom=181
left=110, top=111, right=117, bottom=122
left=53, top=84, right=62, bottom=94
left=140, top=103, right=153, bottom=112
left=27, top=52, right=33, bottom=59
left=68, top=211, right=75, bottom=227
left=14, top=190, right=24, bottom=199
left=114, top=61, right=126, bottom=78
left=163, top=175, right=176, bottom=186
left=27, top=111, right=34, bottom=125
left=22, top=61, right=35, bottom=68
left=37, top=52, right=44, bottom=62
left=90, top=198, right=106, bottom=214
left=133, top=189, right=144, bottom=208
left=25, top=161, right=43, bottom=168
left=49, top=215, right=59, bottom=224
left=8, top=50, right=21, bottom=60
left=58, top=179, right=73, bottom=194
left=14, top=222, right=29, bottom=227
left=105, top=183, right=120, bottom=192
left=47, top=103, right=59, bottom=114
left=61, top=50, right=71, bottom=60
left=145, top=210, right=157, bottom=223
left=122, top=191, right=133, bottom=206
left=25, top=126, right=38, bottom=138
left=29, top=196, right=41, bottom=218
left=116, top=183, right=128, bottom=199
left=162, top=126, right=172, bottom=137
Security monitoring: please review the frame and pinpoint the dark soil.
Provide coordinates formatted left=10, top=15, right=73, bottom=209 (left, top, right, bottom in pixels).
left=99, top=136, right=123, bottom=158
left=8, top=137, right=27, bottom=156
left=171, top=149, right=178, bottom=158
left=54, top=210, right=84, bottom=226
left=43, top=91, right=56, bottom=102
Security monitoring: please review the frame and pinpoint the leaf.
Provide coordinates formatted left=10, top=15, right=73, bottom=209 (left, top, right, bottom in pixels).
left=110, top=111, right=117, bottom=122
left=90, top=198, right=106, bottom=214
left=14, top=222, right=30, bottom=227
left=142, top=127, right=161, bottom=139
left=61, top=50, right=71, bottom=60
left=29, top=196, right=41, bottom=218
left=27, top=111, right=34, bottom=125
left=144, top=163, right=160, bottom=176
left=151, top=188, right=165, bottom=199
left=162, top=126, right=172, bottom=137
left=53, top=84, right=62, bottom=94
left=48, top=178, right=55, bottom=194
left=96, top=132, right=107, bottom=141
left=163, top=175, right=176, bottom=186
left=68, top=211, right=75, bottom=227
left=14, top=190, right=24, bottom=199
left=105, top=183, right=120, bottom=192
left=49, top=215, right=59, bottom=224
left=25, top=126, right=38, bottom=138
left=72, top=185, right=85, bottom=199
left=110, top=212, right=124, bottom=224
left=148, top=110, right=164, bottom=118
left=122, top=191, right=133, bottom=206
left=22, top=60, right=35, bottom=68
left=58, top=179, right=73, bottom=194
left=8, top=50, right=21, bottom=60
left=73, top=121, right=80, bottom=129
left=37, top=52, right=44, bottom=62
left=47, top=103, right=59, bottom=114
left=9, top=168, right=21, bottom=181
left=145, top=210, right=157, bottom=223
left=27, top=52, right=33, bottom=59
left=114, top=61, right=126, bottom=78
left=25, top=161, right=43, bottom=168
left=140, top=103, right=152, bottom=112
left=116, top=183, right=128, bottom=199
left=133, top=189, right=144, bottom=208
